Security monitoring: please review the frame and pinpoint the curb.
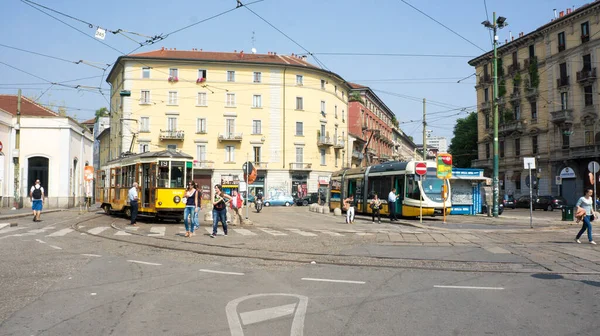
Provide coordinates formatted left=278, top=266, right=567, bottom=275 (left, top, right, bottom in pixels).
left=0, top=209, right=65, bottom=221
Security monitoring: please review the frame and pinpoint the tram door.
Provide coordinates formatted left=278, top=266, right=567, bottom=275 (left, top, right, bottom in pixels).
left=394, top=175, right=405, bottom=215
left=148, top=163, right=156, bottom=207
left=141, top=163, right=151, bottom=208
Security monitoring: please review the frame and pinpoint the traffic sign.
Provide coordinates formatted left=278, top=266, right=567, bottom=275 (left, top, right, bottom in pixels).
left=588, top=161, right=600, bottom=173
left=242, top=161, right=254, bottom=173
left=436, top=154, right=452, bottom=179
left=415, top=162, right=427, bottom=176
left=84, top=166, right=94, bottom=181
left=0, top=141, right=3, bottom=152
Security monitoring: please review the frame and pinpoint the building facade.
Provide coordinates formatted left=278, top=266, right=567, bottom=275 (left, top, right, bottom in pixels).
left=105, top=49, right=351, bottom=199
left=347, top=83, right=397, bottom=167
left=392, top=127, right=421, bottom=161
left=469, top=3, right=600, bottom=204
left=426, top=135, right=448, bottom=153
left=0, top=95, right=94, bottom=208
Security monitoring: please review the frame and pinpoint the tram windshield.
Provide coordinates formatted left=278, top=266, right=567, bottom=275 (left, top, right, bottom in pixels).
left=170, top=162, right=185, bottom=188
left=421, top=169, right=445, bottom=202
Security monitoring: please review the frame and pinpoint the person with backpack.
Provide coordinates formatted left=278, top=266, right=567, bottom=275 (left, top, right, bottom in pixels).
left=211, top=184, right=232, bottom=238
left=230, top=190, right=244, bottom=225
left=30, top=179, right=44, bottom=222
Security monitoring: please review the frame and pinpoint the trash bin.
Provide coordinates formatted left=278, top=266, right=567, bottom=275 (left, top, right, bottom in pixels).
left=562, top=206, right=574, bottom=221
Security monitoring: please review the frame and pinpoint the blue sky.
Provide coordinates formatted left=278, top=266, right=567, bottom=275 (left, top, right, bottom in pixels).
left=0, top=0, right=590, bottom=143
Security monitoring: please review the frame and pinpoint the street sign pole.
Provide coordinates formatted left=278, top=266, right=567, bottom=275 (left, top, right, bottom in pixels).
left=245, top=153, right=249, bottom=221
left=528, top=163, right=533, bottom=229
left=594, top=162, right=597, bottom=213
left=442, top=178, right=447, bottom=224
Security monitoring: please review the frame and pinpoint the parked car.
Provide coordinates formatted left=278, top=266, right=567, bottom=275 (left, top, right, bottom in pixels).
left=263, top=195, right=295, bottom=207
left=482, top=202, right=504, bottom=215
left=502, top=195, right=516, bottom=209
left=515, top=195, right=531, bottom=208
left=534, top=195, right=567, bottom=211
left=294, top=192, right=319, bottom=206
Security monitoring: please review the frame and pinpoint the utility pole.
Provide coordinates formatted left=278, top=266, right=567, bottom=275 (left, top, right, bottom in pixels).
left=422, top=98, right=427, bottom=160
left=13, top=89, right=21, bottom=209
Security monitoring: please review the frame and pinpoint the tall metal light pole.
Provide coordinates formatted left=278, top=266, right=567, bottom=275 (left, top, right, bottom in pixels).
left=482, top=13, right=507, bottom=217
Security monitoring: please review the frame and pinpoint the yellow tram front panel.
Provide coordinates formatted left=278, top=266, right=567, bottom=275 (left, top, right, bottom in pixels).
left=155, top=188, right=187, bottom=210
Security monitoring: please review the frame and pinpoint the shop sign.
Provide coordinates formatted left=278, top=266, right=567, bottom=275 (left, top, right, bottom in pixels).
left=559, top=167, right=576, bottom=179
left=318, top=176, right=330, bottom=185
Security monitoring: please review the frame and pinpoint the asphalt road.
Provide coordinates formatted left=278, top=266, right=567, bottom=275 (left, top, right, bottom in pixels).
left=1, top=210, right=599, bottom=335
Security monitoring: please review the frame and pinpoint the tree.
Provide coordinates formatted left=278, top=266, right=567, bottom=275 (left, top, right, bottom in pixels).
left=448, top=112, right=478, bottom=168
left=95, top=107, right=109, bottom=121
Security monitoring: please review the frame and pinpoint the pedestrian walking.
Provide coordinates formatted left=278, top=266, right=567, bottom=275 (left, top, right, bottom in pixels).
left=575, top=188, right=597, bottom=245
left=343, top=194, right=355, bottom=224
left=211, top=184, right=232, bottom=238
left=183, top=182, right=199, bottom=237
left=388, top=188, right=398, bottom=222
left=30, top=179, right=44, bottom=222
left=230, top=190, right=244, bottom=225
left=128, top=182, right=139, bottom=226
left=370, top=193, right=382, bottom=224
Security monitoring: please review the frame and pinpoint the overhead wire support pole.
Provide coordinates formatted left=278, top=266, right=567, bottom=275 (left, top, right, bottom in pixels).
left=423, top=98, right=427, bottom=160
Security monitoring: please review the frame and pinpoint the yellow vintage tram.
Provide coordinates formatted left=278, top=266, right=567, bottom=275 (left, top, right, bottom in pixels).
left=96, top=150, right=195, bottom=221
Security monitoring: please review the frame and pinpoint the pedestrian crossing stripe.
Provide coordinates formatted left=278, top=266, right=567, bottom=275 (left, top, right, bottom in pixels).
left=149, top=227, right=166, bottom=236
left=47, top=228, right=73, bottom=237
left=286, top=229, right=317, bottom=237
left=258, top=228, right=288, bottom=236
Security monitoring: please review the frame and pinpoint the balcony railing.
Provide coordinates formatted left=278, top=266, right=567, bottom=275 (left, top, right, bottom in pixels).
left=479, top=74, right=492, bottom=85
left=334, top=138, right=345, bottom=148
left=557, top=76, right=570, bottom=88
left=507, top=62, right=521, bottom=75
left=576, top=68, right=597, bottom=83
left=525, top=87, right=538, bottom=99
left=352, top=150, right=364, bottom=160
left=159, top=129, right=185, bottom=140
left=317, top=136, right=334, bottom=146
left=193, top=160, right=214, bottom=169
left=510, top=89, right=521, bottom=101
left=289, top=162, right=312, bottom=170
left=550, top=109, right=574, bottom=124
left=253, top=161, right=268, bottom=169
left=367, top=148, right=377, bottom=155
left=480, top=101, right=491, bottom=110
left=499, top=120, right=524, bottom=135
left=218, top=133, right=243, bottom=141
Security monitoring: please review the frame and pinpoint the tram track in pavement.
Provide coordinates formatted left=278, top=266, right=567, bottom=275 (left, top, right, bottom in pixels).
left=66, top=214, right=600, bottom=275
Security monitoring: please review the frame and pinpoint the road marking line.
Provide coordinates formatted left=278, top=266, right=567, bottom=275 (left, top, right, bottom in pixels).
left=127, top=260, right=162, bottom=266
left=483, top=246, right=511, bottom=254
left=47, top=228, right=73, bottom=237
left=287, top=229, right=317, bottom=237
left=0, top=223, right=9, bottom=231
left=199, top=269, right=245, bottom=276
left=81, top=254, right=102, bottom=257
left=149, top=226, right=166, bottom=236
left=301, top=277, right=365, bottom=284
left=125, top=226, right=139, bottom=231
left=49, top=245, right=62, bottom=250
left=434, top=285, right=504, bottom=290
left=313, top=230, right=344, bottom=236
left=87, top=227, right=110, bottom=235
left=258, top=228, right=287, bottom=236
left=232, top=229, right=257, bottom=236
left=35, top=239, right=46, bottom=244
left=240, top=303, right=297, bottom=325
left=205, top=227, right=225, bottom=235
left=356, top=232, right=374, bottom=236
left=114, top=230, right=131, bottom=236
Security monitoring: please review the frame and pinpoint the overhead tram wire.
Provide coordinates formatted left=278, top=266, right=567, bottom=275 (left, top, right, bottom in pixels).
left=307, top=52, right=476, bottom=58
left=0, top=43, right=111, bottom=70
left=398, top=0, right=486, bottom=53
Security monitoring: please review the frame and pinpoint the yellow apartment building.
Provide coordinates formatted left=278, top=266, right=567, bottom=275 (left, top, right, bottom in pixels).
left=469, top=3, right=600, bottom=204
left=105, top=48, right=351, bottom=199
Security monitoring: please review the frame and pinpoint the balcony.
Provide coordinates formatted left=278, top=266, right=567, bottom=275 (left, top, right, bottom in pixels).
left=480, top=101, right=491, bottom=110
left=193, top=160, right=214, bottom=169
left=550, top=109, right=574, bottom=124
left=510, top=89, right=520, bottom=102
left=159, top=129, right=184, bottom=140
left=576, top=68, right=597, bottom=84
left=352, top=150, right=364, bottom=160
left=218, top=133, right=243, bottom=142
left=556, top=76, right=570, bottom=88
left=497, top=96, right=506, bottom=106
left=498, top=120, right=524, bottom=135
left=317, top=136, right=334, bottom=147
left=479, top=74, right=492, bottom=85
left=253, top=161, right=268, bottom=169
left=525, top=87, right=538, bottom=100
left=289, top=162, right=312, bottom=171
left=507, top=62, right=521, bottom=75
left=582, top=34, right=590, bottom=43
left=472, top=158, right=492, bottom=169
left=334, top=138, right=345, bottom=149
left=367, top=148, right=377, bottom=155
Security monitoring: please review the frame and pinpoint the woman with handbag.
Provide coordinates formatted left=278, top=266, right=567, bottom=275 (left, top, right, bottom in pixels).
left=343, top=194, right=355, bottom=224
left=575, top=188, right=597, bottom=245
left=370, top=193, right=382, bottom=224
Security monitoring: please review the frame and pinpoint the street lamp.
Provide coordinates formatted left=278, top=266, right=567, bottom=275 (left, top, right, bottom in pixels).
left=482, top=12, right=508, bottom=218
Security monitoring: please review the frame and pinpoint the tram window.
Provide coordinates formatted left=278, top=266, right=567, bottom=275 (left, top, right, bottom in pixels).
left=115, top=168, right=122, bottom=187
left=422, top=170, right=444, bottom=202
left=368, top=176, right=390, bottom=199
left=158, top=166, right=169, bottom=188
left=170, top=162, right=184, bottom=188
left=406, top=175, right=421, bottom=200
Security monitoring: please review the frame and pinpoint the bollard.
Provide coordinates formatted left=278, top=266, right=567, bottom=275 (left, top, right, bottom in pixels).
left=333, top=208, right=342, bottom=216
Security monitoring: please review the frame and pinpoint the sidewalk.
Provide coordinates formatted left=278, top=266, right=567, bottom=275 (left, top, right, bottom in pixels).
left=0, top=207, right=71, bottom=221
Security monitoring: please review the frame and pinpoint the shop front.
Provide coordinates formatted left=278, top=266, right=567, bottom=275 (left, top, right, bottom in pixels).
left=193, top=174, right=212, bottom=208
left=291, top=174, right=308, bottom=199
left=248, top=174, right=266, bottom=199
left=221, top=174, right=240, bottom=196
left=318, top=175, right=330, bottom=204
left=449, top=168, right=489, bottom=215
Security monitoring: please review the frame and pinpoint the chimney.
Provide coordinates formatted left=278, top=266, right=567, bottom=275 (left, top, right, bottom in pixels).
left=509, top=31, right=512, bottom=40
left=174, top=48, right=176, bottom=51
left=301, top=55, right=307, bottom=61
left=566, top=8, right=571, bottom=15
left=240, top=50, right=244, bottom=58
left=554, top=9, right=557, bottom=19
left=234, top=50, right=237, bottom=53
left=560, top=11, right=564, bottom=17
left=161, top=47, right=165, bottom=51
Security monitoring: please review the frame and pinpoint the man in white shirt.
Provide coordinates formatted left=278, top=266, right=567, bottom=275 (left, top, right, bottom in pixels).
left=128, top=182, right=139, bottom=225
left=30, top=179, right=44, bottom=222
left=388, top=188, right=398, bottom=222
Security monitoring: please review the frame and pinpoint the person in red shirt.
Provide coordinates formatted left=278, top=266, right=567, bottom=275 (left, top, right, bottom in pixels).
left=230, top=190, right=244, bottom=225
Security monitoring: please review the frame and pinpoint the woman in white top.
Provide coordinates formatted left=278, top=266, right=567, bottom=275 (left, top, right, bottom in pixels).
left=575, top=188, right=597, bottom=244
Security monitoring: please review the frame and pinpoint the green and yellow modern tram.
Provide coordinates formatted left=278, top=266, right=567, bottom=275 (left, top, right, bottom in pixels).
left=330, top=161, right=451, bottom=217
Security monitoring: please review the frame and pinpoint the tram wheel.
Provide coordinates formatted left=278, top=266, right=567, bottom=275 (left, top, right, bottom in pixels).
left=102, top=205, right=111, bottom=214
left=124, top=207, right=131, bottom=218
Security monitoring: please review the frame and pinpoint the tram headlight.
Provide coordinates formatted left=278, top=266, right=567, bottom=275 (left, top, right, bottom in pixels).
left=158, top=201, right=163, bottom=206
left=174, top=196, right=181, bottom=203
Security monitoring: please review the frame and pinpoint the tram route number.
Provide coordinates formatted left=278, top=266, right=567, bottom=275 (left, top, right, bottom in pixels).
left=159, top=161, right=169, bottom=167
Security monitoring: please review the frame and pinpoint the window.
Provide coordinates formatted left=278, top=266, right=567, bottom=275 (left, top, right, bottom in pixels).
left=559, top=62, right=567, bottom=80
left=140, top=117, right=150, bottom=132
left=484, top=88, right=489, bottom=102
left=320, top=149, right=326, bottom=165
left=558, top=32, right=566, bottom=52
left=296, top=97, right=303, bottom=110
left=584, top=85, right=593, bottom=106
left=515, top=176, right=521, bottom=191
left=295, top=147, right=303, bottom=163
left=561, top=92, right=568, bottom=110
left=530, top=101, right=537, bottom=120
left=484, top=64, right=489, bottom=77
left=512, top=51, right=518, bottom=67
left=225, top=146, right=235, bottom=162
left=226, top=93, right=236, bottom=107
left=500, top=140, right=505, bottom=158
left=198, top=69, right=207, bottom=80
left=226, top=119, right=235, bottom=136
left=532, top=135, right=538, bottom=154
left=167, top=144, right=177, bottom=150
left=295, top=122, right=303, bottom=136
left=562, top=132, right=570, bottom=148
left=342, top=109, right=345, bottom=121
left=582, top=21, right=590, bottom=43
left=252, top=94, right=262, bottom=108
left=586, top=131, right=594, bottom=145
left=168, top=91, right=178, bottom=105
left=515, top=138, right=520, bottom=157
left=296, top=75, right=303, bottom=85
left=484, top=113, right=490, bottom=128
left=335, top=105, right=338, bottom=118
left=142, top=67, right=150, bottom=79
left=485, top=143, right=490, bottom=159
left=139, top=142, right=149, bottom=153
left=227, top=70, right=235, bottom=82
left=334, top=86, right=337, bottom=94
left=167, top=117, right=177, bottom=131
left=253, top=146, right=261, bottom=163
left=140, top=90, right=150, bottom=104
left=253, top=72, right=262, bottom=83
left=583, top=54, right=592, bottom=71
left=335, top=150, right=339, bottom=167
left=514, top=104, right=521, bottom=120
left=169, top=68, right=178, bottom=78
left=252, top=120, right=262, bottom=134
left=197, top=145, right=206, bottom=161
left=196, top=118, right=207, bottom=133
left=321, top=101, right=326, bottom=114
left=528, top=45, right=535, bottom=59
left=197, top=92, right=207, bottom=106
left=342, top=91, right=345, bottom=100
left=321, top=79, right=325, bottom=89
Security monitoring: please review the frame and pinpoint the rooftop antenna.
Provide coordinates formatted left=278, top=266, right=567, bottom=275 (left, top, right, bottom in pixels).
left=251, top=31, right=257, bottom=54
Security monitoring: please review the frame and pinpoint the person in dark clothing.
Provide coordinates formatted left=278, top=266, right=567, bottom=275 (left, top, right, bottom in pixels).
left=370, top=193, right=382, bottom=224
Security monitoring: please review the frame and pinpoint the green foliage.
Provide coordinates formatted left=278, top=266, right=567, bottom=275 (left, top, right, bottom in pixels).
left=497, top=58, right=505, bottom=77
left=503, top=110, right=514, bottom=122
left=513, top=72, right=522, bottom=88
left=498, top=79, right=507, bottom=97
left=349, top=92, right=363, bottom=103
left=95, top=107, right=109, bottom=121
left=528, top=56, right=539, bottom=88
left=448, top=113, right=478, bottom=168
